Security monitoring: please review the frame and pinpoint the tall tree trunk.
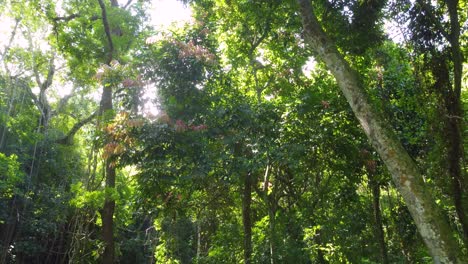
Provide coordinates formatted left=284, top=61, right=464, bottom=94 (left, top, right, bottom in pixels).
left=97, top=0, right=120, bottom=262
left=242, top=172, right=253, bottom=264
left=100, top=85, right=115, bottom=264
left=297, top=0, right=463, bottom=262
left=416, top=0, right=467, bottom=246
left=445, top=0, right=468, bottom=246
left=446, top=100, right=467, bottom=245
left=370, top=180, right=389, bottom=264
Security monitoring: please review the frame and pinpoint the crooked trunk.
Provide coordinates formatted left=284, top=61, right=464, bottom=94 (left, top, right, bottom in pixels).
left=297, top=0, right=463, bottom=262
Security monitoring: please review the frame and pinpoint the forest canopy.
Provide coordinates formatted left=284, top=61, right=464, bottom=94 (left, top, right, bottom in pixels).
left=0, top=0, right=467, bottom=263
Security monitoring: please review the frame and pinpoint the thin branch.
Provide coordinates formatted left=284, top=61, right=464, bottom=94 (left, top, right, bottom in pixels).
left=123, top=0, right=134, bottom=9
left=0, top=18, right=21, bottom=64
left=53, top=13, right=80, bottom=22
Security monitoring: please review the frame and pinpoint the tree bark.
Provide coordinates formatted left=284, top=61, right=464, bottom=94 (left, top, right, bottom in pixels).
left=297, top=0, right=463, bottom=262
left=57, top=111, right=98, bottom=145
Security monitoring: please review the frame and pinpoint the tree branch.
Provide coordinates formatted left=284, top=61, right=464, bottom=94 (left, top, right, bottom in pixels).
left=55, top=89, right=76, bottom=114
left=248, top=21, right=271, bottom=60
left=42, top=55, right=55, bottom=91
left=24, top=84, right=40, bottom=109
left=0, top=18, right=20, bottom=64
left=57, top=111, right=98, bottom=145
left=97, top=0, right=114, bottom=64
left=26, top=30, right=43, bottom=88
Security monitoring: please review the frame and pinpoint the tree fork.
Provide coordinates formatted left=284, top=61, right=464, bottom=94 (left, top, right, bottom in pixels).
left=297, top=0, right=463, bottom=262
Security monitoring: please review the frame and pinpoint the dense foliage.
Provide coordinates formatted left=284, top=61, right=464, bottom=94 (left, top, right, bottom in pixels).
left=0, top=0, right=467, bottom=263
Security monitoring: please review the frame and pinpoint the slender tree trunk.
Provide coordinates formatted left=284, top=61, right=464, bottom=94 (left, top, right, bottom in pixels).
left=242, top=172, right=253, bottom=264
left=297, top=0, right=463, bottom=262
left=145, top=220, right=156, bottom=264
left=446, top=101, right=468, bottom=245
left=370, top=180, right=389, bottom=264
left=258, top=165, right=277, bottom=264
left=268, top=206, right=276, bottom=264
left=315, top=227, right=327, bottom=264
left=102, top=161, right=116, bottom=264
left=196, top=220, right=201, bottom=261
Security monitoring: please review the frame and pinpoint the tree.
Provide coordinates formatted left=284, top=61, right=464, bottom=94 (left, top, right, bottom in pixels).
left=297, top=0, right=464, bottom=262
left=404, top=0, right=468, bottom=245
